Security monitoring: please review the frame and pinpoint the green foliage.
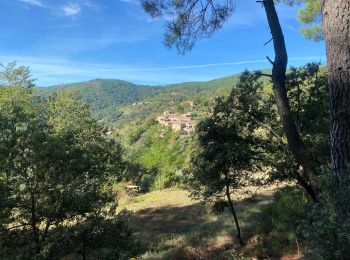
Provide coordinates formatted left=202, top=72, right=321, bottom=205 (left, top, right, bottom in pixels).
left=188, top=71, right=273, bottom=246
left=40, top=73, right=242, bottom=129
left=0, top=61, right=35, bottom=88
left=298, top=0, right=322, bottom=40
left=187, top=64, right=330, bottom=253
left=300, top=173, right=350, bottom=260
left=127, top=126, right=147, bottom=144
left=278, top=0, right=322, bottom=40
left=257, top=64, right=329, bottom=191
left=255, top=187, right=310, bottom=257
left=299, top=26, right=323, bottom=41
left=142, top=0, right=235, bottom=52
left=137, top=129, right=191, bottom=189
left=120, top=119, right=194, bottom=190
left=190, top=70, right=268, bottom=201
left=43, top=79, right=160, bottom=122
left=287, top=64, right=329, bottom=161
left=0, top=83, right=131, bottom=257
left=211, top=200, right=228, bottom=215
left=46, top=210, right=141, bottom=260
left=140, top=174, right=155, bottom=192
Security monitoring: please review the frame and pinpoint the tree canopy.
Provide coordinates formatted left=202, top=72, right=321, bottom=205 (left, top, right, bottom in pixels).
left=278, top=0, right=322, bottom=40
left=0, top=66, right=138, bottom=258
left=142, top=0, right=235, bottom=53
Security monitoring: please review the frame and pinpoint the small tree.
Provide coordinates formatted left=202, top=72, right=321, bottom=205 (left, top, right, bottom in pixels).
left=190, top=71, right=268, bottom=246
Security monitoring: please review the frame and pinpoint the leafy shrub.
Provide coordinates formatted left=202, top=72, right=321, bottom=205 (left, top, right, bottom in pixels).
left=140, top=174, right=155, bottom=192
left=301, top=205, right=350, bottom=260
left=150, top=170, right=185, bottom=191
left=255, top=187, right=310, bottom=257
left=46, top=210, right=142, bottom=260
left=300, top=173, right=350, bottom=260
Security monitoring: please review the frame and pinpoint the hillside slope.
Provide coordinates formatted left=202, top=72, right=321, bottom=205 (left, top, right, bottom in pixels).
left=43, top=79, right=161, bottom=121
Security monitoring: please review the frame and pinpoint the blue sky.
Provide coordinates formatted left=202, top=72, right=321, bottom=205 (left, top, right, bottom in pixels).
left=0, top=0, right=326, bottom=86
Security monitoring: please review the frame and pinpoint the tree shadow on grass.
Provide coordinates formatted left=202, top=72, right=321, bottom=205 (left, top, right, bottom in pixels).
left=130, top=191, right=276, bottom=258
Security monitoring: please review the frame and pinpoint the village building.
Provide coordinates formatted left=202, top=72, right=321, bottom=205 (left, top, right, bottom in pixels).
left=157, top=111, right=196, bottom=134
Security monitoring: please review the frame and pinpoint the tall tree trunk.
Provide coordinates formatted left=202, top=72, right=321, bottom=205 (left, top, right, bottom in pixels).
left=225, top=182, right=244, bottom=246
left=322, top=0, right=350, bottom=216
left=262, top=0, right=319, bottom=202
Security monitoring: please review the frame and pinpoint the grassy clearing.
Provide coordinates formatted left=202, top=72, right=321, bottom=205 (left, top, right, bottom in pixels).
left=117, top=187, right=301, bottom=259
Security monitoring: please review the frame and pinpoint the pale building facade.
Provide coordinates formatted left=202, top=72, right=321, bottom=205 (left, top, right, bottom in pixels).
left=157, top=111, right=196, bottom=134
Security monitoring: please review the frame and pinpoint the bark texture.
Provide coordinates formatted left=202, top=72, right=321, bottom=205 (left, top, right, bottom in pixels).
left=262, top=0, right=319, bottom=202
left=322, top=0, right=350, bottom=215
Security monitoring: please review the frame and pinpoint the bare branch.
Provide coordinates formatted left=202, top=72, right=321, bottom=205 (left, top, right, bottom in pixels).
left=266, top=56, right=274, bottom=65
left=264, top=37, right=273, bottom=46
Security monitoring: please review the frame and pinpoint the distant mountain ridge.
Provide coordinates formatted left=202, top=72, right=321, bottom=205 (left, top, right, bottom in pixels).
left=40, top=71, right=268, bottom=123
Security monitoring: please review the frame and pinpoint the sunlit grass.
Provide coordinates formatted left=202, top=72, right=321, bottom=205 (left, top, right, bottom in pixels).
left=117, top=187, right=281, bottom=259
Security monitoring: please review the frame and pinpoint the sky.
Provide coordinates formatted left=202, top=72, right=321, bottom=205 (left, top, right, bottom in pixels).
left=0, top=0, right=326, bottom=86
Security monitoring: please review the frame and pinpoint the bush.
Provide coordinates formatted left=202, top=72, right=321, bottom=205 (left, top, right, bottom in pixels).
left=255, top=187, right=310, bottom=257
left=300, top=173, right=350, bottom=260
left=151, top=170, right=185, bottom=190
left=140, top=174, right=155, bottom=192
left=45, top=210, right=141, bottom=259
left=301, top=205, right=350, bottom=260
left=255, top=178, right=350, bottom=259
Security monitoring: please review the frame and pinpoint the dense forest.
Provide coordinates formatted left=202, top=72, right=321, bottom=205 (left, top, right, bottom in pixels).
left=40, top=73, right=244, bottom=125
left=1, top=0, right=349, bottom=259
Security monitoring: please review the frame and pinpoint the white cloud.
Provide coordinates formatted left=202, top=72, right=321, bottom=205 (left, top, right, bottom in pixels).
left=118, top=0, right=140, bottom=5
left=44, top=24, right=80, bottom=30
left=62, top=3, right=81, bottom=16
left=20, top=0, right=43, bottom=7
left=0, top=54, right=327, bottom=86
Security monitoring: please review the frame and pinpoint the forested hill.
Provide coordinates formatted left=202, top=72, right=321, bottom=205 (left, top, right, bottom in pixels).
left=40, top=72, right=251, bottom=123
left=42, top=79, right=161, bottom=121
left=60, top=79, right=160, bottom=103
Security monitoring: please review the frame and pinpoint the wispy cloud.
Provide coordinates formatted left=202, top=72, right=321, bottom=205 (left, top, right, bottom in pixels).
left=223, top=1, right=266, bottom=29
left=118, top=0, right=140, bottom=5
left=0, top=54, right=326, bottom=86
left=19, top=0, right=83, bottom=17
left=62, top=3, right=81, bottom=16
left=44, top=24, right=80, bottom=30
left=20, top=0, right=43, bottom=7
left=39, top=34, right=151, bottom=53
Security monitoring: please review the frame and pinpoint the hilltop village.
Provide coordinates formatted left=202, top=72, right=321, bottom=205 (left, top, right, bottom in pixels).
left=156, top=111, right=196, bottom=134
